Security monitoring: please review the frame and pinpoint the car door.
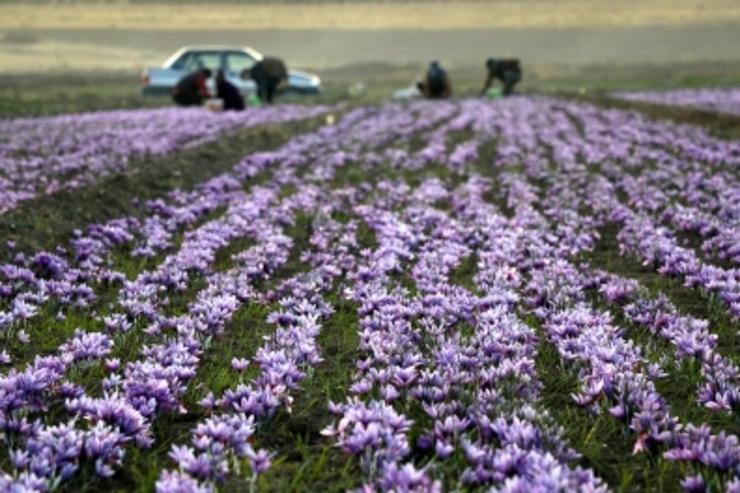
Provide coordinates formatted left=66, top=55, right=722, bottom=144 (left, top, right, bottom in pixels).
left=179, top=51, right=223, bottom=94
left=224, top=51, right=258, bottom=94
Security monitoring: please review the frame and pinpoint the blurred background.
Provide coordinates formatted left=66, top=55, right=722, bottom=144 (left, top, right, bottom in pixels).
left=1, top=0, right=740, bottom=116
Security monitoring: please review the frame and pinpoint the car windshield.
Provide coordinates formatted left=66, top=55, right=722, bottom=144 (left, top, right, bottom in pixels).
left=171, top=52, right=221, bottom=72
left=163, top=50, right=188, bottom=68
left=225, top=52, right=258, bottom=74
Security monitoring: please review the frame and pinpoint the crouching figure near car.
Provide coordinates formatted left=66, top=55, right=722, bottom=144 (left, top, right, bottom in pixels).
left=482, top=58, right=522, bottom=97
left=172, top=68, right=212, bottom=106
left=215, top=69, right=245, bottom=111
left=417, top=60, right=452, bottom=99
left=243, top=57, right=288, bottom=104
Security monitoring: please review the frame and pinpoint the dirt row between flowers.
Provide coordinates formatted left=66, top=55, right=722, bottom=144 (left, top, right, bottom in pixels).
left=0, top=117, right=328, bottom=264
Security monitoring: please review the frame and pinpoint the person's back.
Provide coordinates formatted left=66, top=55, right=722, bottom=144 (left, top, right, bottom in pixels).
left=261, top=57, right=288, bottom=80
left=215, top=70, right=245, bottom=111
left=247, top=57, right=288, bottom=104
left=175, top=71, right=197, bottom=95
left=422, top=61, right=452, bottom=99
left=173, top=68, right=211, bottom=106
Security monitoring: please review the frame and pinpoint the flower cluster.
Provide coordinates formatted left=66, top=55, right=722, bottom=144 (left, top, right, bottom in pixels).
left=611, top=88, right=740, bottom=116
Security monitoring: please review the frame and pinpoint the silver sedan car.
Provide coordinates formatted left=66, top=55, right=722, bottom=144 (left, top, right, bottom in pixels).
left=141, top=46, right=322, bottom=97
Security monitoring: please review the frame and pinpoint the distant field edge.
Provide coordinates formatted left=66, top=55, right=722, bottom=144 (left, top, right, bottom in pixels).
left=571, top=93, right=740, bottom=142
left=1, top=2, right=740, bottom=30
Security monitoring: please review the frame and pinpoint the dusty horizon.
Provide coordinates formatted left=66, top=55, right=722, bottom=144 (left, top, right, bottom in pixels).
left=2, top=1, right=740, bottom=31
left=1, top=0, right=739, bottom=76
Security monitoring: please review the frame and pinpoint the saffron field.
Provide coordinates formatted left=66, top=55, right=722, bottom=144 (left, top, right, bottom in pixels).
left=1, top=97, right=740, bottom=492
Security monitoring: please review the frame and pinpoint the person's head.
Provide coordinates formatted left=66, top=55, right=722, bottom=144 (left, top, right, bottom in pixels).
left=489, top=58, right=506, bottom=71
left=215, top=69, right=225, bottom=84
left=201, top=68, right=212, bottom=78
left=430, top=59, right=440, bottom=69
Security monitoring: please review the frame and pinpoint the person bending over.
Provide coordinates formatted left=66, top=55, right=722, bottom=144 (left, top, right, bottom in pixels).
left=481, top=58, right=521, bottom=97
left=172, top=67, right=212, bottom=107
left=215, top=69, right=245, bottom=111
left=243, top=57, right=288, bottom=104
left=417, top=60, right=452, bottom=99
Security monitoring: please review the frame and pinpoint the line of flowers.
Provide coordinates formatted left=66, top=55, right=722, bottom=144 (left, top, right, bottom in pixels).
left=610, top=88, right=740, bottom=117
left=483, top=98, right=740, bottom=490
left=0, top=105, right=330, bottom=214
left=322, top=102, right=607, bottom=490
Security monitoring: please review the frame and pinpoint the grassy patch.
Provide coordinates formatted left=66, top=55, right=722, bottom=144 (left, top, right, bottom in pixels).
left=251, top=297, right=362, bottom=492
left=448, top=252, right=479, bottom=293
left=591, top=223, right=740, bottom=363
left=534, top=325, right=684, bottom=492
left=0, top=76, right=166, bottom=119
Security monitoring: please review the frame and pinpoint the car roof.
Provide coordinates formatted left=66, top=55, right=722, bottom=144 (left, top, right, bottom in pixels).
left=163, top=46, right=264, bottom=66
left=181, top=45, right=259, bottom=52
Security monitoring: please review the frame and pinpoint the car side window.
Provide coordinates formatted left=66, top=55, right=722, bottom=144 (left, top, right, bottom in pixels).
left=225, top=53, right=257, bottom=74
left=183, top=52, right=222, bottom=71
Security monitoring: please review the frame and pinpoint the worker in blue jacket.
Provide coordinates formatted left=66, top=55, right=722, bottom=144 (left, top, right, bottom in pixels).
left=417, top=60, right=452, bottom=99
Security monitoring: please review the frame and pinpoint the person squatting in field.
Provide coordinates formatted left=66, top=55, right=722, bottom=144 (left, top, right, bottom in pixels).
left=172, top=68, right=212, bottom=107
left=215, top=69, right=245, bottom=111
left=481, top=58, right=522, bottom=96
left=417, top=60, right=452, bottom=99
left=243, top=57, right=288, bottom=104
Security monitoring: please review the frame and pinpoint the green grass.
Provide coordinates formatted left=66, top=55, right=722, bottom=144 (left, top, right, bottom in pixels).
left=250, top=297, right=362, bottom=492
left=533, top=334, right=683, bottom=493
left=590, top=223, right=740, bottom=367
left=4, top=60, right=740, bottom=116
left=0, top=75, right=167, bottom=119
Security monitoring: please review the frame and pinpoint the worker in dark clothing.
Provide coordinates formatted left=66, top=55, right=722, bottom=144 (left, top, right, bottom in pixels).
left=481, top=58, right=522, bottom=96
left=215, top=69, right=245, bottom=111
left=416, top=60, right=452, bottom=99
left=242, top=57, right=288, bottom=104
left=172, top=68, right=212, bottom=107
